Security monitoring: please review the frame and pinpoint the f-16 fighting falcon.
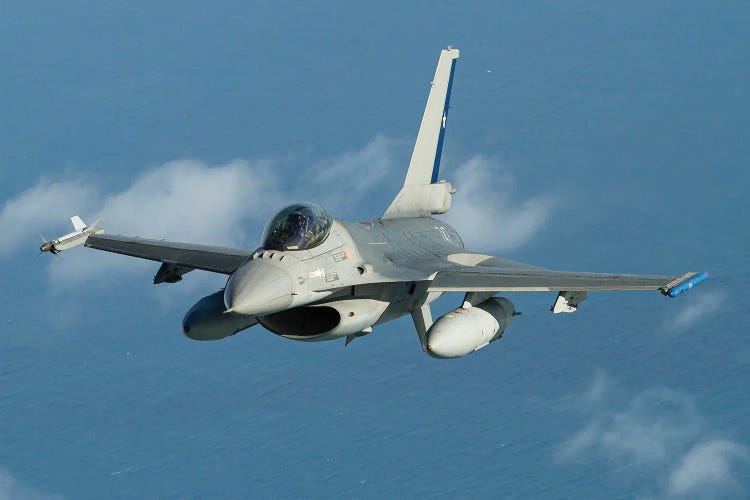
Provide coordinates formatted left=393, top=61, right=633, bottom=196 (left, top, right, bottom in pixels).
left=40, top=47, right=708, bottom=358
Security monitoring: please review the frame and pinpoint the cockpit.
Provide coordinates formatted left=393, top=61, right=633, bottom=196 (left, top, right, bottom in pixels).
left=261, top=203, right=333, bottom=251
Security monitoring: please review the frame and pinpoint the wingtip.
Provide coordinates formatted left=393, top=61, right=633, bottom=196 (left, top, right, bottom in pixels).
left=663, top=271, right=709, bottom=297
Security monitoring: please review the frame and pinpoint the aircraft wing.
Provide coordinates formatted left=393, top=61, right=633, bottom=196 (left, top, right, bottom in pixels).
left=85, top=234, right=251, bottom=274
left=427, top=265, right=707, bottom=297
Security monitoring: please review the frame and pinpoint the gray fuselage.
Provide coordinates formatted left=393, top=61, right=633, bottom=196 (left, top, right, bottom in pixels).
left=224, top=217, right=464, bottom=342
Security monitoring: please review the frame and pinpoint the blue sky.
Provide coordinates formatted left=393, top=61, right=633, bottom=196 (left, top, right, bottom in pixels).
left=1, top=1, right=748, bottom=498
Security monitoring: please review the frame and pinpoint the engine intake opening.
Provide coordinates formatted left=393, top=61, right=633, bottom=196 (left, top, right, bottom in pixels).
left=259, top=306, right=340, bottom=338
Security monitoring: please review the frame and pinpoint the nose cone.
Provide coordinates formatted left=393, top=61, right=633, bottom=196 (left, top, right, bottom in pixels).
left=224, top=261, right=294, bottom=316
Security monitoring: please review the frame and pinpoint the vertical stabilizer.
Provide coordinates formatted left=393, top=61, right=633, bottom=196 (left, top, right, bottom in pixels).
left=383, top=47, right=459, bottom=219
left=405, top=46, right=459, bottom=186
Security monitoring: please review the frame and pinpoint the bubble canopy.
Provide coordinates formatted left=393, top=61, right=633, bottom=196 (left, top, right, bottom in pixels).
left=261, top=203, right=333, bottom=251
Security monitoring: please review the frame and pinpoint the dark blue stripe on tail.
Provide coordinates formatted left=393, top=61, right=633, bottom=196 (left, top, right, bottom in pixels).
left=431, top=59, right=457, bottom=183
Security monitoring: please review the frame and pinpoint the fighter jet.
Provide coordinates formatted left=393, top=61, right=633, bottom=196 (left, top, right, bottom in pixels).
left=40, top=47, right=707, bottom=358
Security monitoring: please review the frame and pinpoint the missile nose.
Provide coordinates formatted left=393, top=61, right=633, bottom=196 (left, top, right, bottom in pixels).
left=224, top=261, right=294, bottom=316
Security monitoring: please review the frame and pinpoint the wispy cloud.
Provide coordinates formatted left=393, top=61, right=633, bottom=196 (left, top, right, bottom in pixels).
left=669, top=439, right=750, bottom=496
left=440, top=156, right=554, bottom=253
left=310, top=134, right=405, bottom=217
left=1, top=137, right=552, bottom=286
left=668, top=439, right=750, bottom=496
left=93, top=159, right=280, bottom=243
left=0, top=466, right=63, bottom=500
left=557, top=370, right=749, bottom=497
left=40, top=159, right=282, bottom=286
left=556, top=386, right=700, bottom=465
left=580, top=367, right=612, bottom=408
left=0, top=179, right=98, bottom=256
left=663, top=290, right=725, bottom=332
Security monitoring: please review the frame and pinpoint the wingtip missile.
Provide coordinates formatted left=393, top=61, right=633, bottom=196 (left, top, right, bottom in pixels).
left=662, top=272, right=709, bottom=297
left=38, top=216, right=103, bottom=256
left=39, top=240, right=55, bottom=254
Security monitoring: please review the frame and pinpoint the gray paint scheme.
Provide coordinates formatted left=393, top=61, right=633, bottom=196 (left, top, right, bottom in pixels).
left=45, top=47, right=702, bottom=355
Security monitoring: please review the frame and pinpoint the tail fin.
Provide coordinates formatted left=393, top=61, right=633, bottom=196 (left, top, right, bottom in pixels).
left=383, top=47, right=459, bottom=219
left=71, top=215, right=86, bottom=231
left=405, top=46, right=459, bottom=186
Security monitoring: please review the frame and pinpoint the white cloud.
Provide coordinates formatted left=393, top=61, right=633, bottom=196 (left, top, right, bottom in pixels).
left=0, top=179, right=98, bottom=256
left=42, top=159, right=281, bottom=286
left=555, top=419, right=603, bottom=462
left=557, top=370, right=749, bottom=497
left=94, top=159, right=280, bottom=243
left=668, top=439, right=750, bottom=496
left=581, top=367, right=611, bottom=407
left=0, top=466, right=63, bottom=500
left=440, top=156, right=554, bottom=253
left=557, top=386, right=700, bottom=465
left=2, top=137, right=552, bottom=287
left=311, top=134, right=404, bottom=216
left=597, top=391, right=698, bottom=465
left=663, top=290, right=724, bottom=332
